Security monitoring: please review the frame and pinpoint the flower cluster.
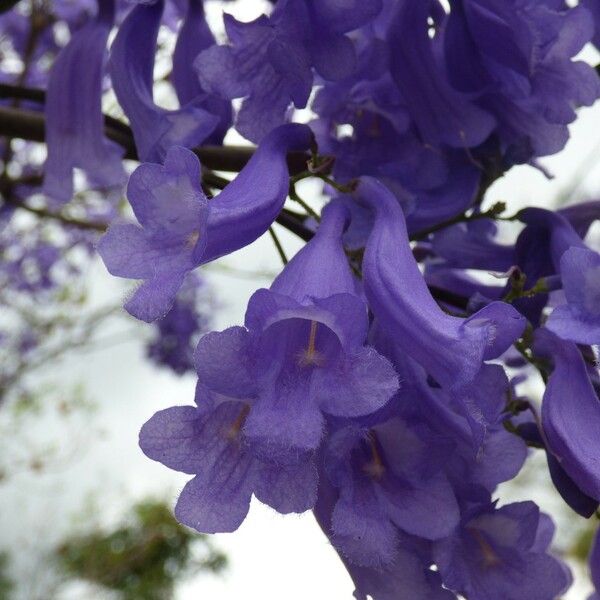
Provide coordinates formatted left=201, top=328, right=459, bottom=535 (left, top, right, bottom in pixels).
left=3, top=0, right=600, bottom=598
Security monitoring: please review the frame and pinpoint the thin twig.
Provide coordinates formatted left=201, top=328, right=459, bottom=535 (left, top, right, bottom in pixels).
left=268, top=226, right=288, bottom=265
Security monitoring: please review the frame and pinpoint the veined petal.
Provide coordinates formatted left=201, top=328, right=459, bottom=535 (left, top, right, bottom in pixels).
left=126, top=146, right=208, bottom=238
left=546, top=246, right=600, bottom=344
left=153, top=402, right=257, bottom=534
left=312, top=345, right=399, bottom=418
left=125, top=271, right=186, bottom=323
left=194, top=326, right=258, bottom=399
left=96, top=223, right=155, bottom=280
left=243, top=383, right=325, bottom=460
left=254, top=458, right=318, bottom=514
left=175, top=464, right=253, bottom=534
left=331, top=479, right=398, bottom=568
left=139, top=405, right=215, bottom=474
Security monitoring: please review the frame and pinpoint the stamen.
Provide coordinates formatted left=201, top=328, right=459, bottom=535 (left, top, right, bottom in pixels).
left=469, top=528, right=501, bottom=568
left=297, top=320, right=325, bottom=367
left=187, top=230, right=200, bottom=248
left=363, top=432, right=386, bottom=480
left=225, top=404, right=250, bottom=440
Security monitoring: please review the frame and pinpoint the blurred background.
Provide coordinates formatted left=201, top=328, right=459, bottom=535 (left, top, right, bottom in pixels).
left=2, top=1, right=600, bottom=598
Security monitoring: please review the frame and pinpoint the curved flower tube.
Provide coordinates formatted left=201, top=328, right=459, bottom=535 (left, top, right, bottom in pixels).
left=109, top=0, right=219, bottom=162
left=360, top=176, right=525, bottom=390
left=172, top=0, right=232, bottom=144
left=44, top=0, right=126, bottom=205
left=534, top=328, right=600, bottom=502
left=98, top=123, right=314, bottom=322
left=516, top=421, right=599, bottom=518
left=388, top=0, right=495, bottom=149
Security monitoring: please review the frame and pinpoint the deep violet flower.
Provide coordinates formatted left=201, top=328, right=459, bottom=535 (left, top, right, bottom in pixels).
left=387, top=0, right=495, bottom=149
left=313, top=476, right=456, bottom=600
left=195, top=0, right=382, bottom=142
left=546, top=246, right=600, bottom=345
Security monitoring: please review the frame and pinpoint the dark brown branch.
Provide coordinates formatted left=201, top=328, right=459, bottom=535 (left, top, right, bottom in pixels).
left=0, top=86, right=309, bottom=173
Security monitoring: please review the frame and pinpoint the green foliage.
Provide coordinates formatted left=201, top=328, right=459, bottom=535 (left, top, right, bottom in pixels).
left=0, top=552, right=13, bottom=600
left=56, top=500, right=226, bottom=600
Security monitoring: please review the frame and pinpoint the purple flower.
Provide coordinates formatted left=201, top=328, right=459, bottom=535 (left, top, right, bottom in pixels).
left=311, top=35, right=482, bottom=234
left=98, top=145, right=209, bottom=322
left=430, top=219, right=516, bottom=273
left=360, top=177, right=525, bottom=390
left=195, top=4, right=312, bottom=143
left=433, top=502, right=571, bottom=600
left=515, top=207, right=600, bottom=334
left=195, top=0, right=381, bottom=142
left=534, top=328, right=600, bottom=503
left=324, top=418, right=459, bottom=568
left=546, top=247, right=600, bottom=345
left=444, top=0, right=600, bottom=164
left=313, top=478, right=455, bottom=600
left=559, top=200, right=600, bottom=239
left=98, top=123, right=313, bottom=321
left=43, top=0, right=126, bottom=205
left=109, top=0, right=219, bottom=162
left=582, top=0, right=600, bottom=48
left=517, top=419, right=599, bottom=518
left=171, top=0, right=232, bottom=144
left=194, top=201, right=399, bottom=462
left=139, top=393, right=317, bottom=533
left=388, top=0, right=495, bottom=149
left=375, top=332, right=528, bottom=496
